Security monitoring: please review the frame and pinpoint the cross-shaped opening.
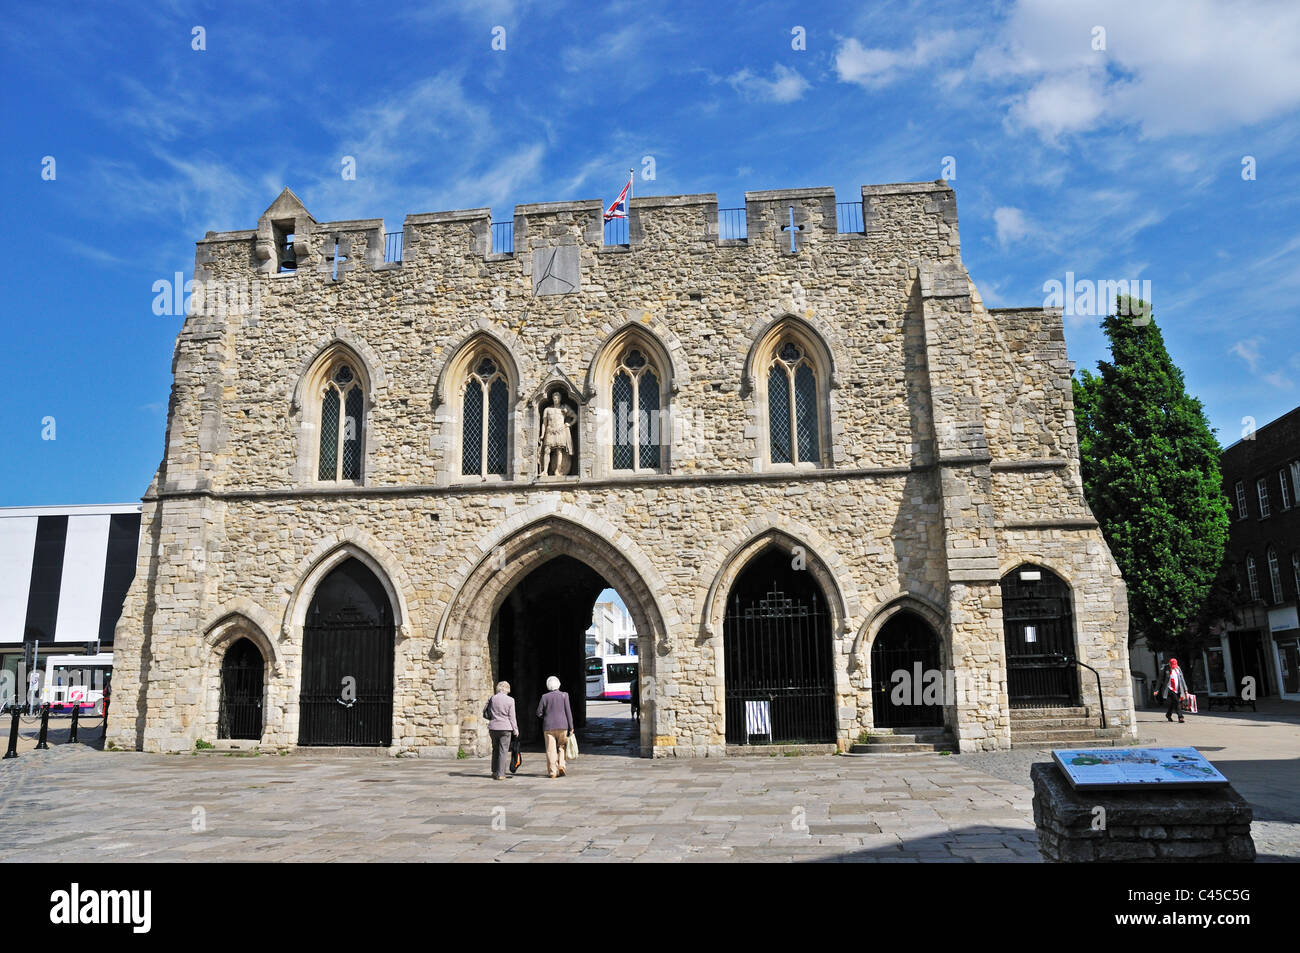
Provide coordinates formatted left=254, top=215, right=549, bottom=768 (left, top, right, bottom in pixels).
left=781, top=206, right=804, bottom=253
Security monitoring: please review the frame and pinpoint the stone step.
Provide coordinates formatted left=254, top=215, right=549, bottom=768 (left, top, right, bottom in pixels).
left=848, top=741, right=955, bottom=754
left=1010, top=727, right=1127, bottom=742
left=1011, top=737, right=1128, bottom=750
left=1010, top=706, right=1090, bottom=720
left=856, top=730, right=949, bottom=744
left=1010, top=717, right=1101, bottom=730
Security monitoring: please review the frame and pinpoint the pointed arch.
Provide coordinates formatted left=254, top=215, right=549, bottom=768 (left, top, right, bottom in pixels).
left=434, top=505, right=678, bottom=655
left=587, top=321, right=677, bottom=476
left=852, top=590, right=948, bottom=665
left=434, top=507, right=677, bottom=757
left=199, top=603, right=280, bottom=746
left=290, top=331, right=386, bottom=411
left=202, top=600, right=281, bottom=672
left=433, top=322, right=528, bottom=409
left=291, top=335, right=381, bottom=485
left=741, top=312, right=839, bottom=397
left=434, top=326, right=525, bottom=483
left=283, top=531, right=416, bottom=642
left=583, top=314, right=687, bottom=397
left=700, top=523, right=855, bottom=643
left=743, top=314, right=839, bottom=470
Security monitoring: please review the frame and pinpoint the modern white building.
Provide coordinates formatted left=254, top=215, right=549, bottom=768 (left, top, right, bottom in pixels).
left=586, top=597, right=637, bottom=658
left=0, top=503, right=142, bottom=705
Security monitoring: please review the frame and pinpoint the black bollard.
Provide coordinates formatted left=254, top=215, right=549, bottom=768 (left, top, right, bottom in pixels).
left=69, top=703, right=80, bottom=744
left=35, top=703, right=50, bottom=750
left=3, top=707, right=19, bottom=760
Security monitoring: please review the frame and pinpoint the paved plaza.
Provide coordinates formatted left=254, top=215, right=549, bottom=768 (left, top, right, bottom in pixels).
left=1, top=702, right=1296, bottom=862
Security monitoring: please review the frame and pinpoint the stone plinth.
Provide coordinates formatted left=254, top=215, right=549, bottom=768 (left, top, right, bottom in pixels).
left=1031, top=762, right=1255, bottom=862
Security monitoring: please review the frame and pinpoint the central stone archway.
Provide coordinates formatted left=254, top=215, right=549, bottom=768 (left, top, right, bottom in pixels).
left=438, top=515, right=671, bottom=757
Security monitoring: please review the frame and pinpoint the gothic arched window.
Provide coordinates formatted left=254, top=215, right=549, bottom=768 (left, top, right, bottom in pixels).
left=767, top=339, right=821, bottom=465
left=612, top=347, right=662, bottom=472
left=318, top=362, right=364, bottom=481
left=462, top=356, right=509, bottom=477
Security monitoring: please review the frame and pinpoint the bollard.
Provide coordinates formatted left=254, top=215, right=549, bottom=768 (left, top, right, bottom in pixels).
left=35, top=703, right=50, bottom=750
left=3, top=707, right=19, bottom=760
left=69, top=703, right=80, bottom=744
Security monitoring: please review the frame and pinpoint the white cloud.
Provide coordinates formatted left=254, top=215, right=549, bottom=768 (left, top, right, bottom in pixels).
left=993, top=206, right=1035, bottom=246
left=834, top=32, right=965, bottom=90
left=1230, top=339, right=1263, bottom=372
left=1008, top=72, right=1107, bottom=141
left=726, top=64, right=810, bottom=103
left=986, top=0, right=1300, bottom=140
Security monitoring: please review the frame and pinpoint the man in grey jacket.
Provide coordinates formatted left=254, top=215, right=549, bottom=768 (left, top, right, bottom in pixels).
left=537, top=675, right=574, bottom=778
left=483, top=681, right=519, bottom=780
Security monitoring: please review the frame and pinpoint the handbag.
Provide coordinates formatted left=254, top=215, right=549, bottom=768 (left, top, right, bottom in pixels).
left=1181, top=693, right=1198, bottom=714
left=509, top=735, right=522, bottom=774
left=565, top=731, right=579, bottom=759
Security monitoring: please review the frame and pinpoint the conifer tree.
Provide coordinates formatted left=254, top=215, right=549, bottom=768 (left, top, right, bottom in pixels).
left=1072, top=298, right=1231, bottom=659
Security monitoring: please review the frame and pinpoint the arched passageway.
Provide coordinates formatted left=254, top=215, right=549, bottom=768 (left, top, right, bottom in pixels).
left=298, top=558, right=395, bottom=746
left=218, top=638, right=265, bottom=740
left=870, top=611, right=943, bottom=729
left=1001, top=564, right=1079, bottom=708
left=722, top=546, right=836, bottom=745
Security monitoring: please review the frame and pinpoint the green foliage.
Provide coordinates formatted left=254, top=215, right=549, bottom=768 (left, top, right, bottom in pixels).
left=1073, top=297, right=1230, bottom=657
left=456, top=747, right=469, bottom=759
left=194, top=738, right=214, bottom=750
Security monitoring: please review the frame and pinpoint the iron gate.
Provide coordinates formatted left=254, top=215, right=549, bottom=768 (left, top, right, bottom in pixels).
left=218, top=638, right=264, bottom=740
left=724, top=587, right=836, bottom=745
left=871, top=615, right=944, bottom=728
left=1001, top=568, right=1079, bottom=708
left=298, top=604, right=394, bottom=746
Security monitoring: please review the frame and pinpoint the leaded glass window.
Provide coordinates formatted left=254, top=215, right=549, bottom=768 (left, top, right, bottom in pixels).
left=767, top=339, right=821, bottom=465
left=462, top=355, right=509, bottom=477
left=318, top=363, right=363, bottom=481
left=611, top=347, right=664, bottom=472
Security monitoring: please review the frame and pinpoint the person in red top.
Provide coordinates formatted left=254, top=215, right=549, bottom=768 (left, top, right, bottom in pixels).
left=1159, top=657, right=1190, bottom=723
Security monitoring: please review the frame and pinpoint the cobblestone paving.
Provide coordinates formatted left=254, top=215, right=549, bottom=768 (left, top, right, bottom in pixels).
left=1, top=704, right=1294, bottom=863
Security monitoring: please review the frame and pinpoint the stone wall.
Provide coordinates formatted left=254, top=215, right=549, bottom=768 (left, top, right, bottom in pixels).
left=107, top=180, right=1135, bottom=756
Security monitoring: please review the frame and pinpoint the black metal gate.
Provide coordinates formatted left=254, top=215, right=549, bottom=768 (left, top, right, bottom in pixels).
left=871, top=613, right=944, bottom=728
left=724, top=587, right=836, bottom=745
left=298, top=604, right=394, bottom=746
left=1001, top=566, right=1079, bottom=708
left=218, top=638, right=264, bottom=740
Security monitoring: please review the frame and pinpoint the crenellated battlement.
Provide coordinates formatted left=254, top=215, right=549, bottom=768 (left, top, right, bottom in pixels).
left=194, top=180, right=960, bottom=281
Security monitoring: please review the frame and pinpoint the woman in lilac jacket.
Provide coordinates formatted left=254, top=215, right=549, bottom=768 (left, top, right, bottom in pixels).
left=482, top=681, right=519, bottom=780
left=536, top=676, right=574, bottom=778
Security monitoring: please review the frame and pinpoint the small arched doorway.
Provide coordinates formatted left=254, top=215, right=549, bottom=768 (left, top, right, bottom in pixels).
left=298, top=558, right=395, bottom=746
left=1001, top=564, right=1079, bottom=708
left=218, top=638, right=264, bottom=740
left=871, top=611, right=944, bottom=728
left=723, top=547, right=836, bottom=745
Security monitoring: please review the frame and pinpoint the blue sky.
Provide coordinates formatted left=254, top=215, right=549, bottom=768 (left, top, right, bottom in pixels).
left=2, top=0, right=1298, bottom=505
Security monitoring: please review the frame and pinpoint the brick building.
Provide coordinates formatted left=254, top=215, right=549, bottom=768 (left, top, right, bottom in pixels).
left=106, top=180, right=1134, bottom=756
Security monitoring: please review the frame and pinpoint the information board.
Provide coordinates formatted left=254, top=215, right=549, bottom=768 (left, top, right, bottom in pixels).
left=1051, top=747, right=1230, bottom=791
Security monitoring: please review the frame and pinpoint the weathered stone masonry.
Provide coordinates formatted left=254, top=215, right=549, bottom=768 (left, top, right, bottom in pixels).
left=107, top=180, right=1134, bottom=757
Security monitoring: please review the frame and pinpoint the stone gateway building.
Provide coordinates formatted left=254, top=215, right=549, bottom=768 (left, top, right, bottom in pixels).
left=107, top=180, right=1135, bottom=757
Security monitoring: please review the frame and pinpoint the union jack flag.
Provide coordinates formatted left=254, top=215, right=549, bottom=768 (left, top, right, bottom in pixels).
left=604, top=172, right=633, bottom=221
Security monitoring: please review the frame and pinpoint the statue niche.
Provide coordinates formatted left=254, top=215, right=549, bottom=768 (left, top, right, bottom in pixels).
left=536, top=387, right=578, bottom=478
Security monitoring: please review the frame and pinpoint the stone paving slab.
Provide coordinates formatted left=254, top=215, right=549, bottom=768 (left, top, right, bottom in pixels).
left=2, top=703, right=1296, bottom=863
left=1, top=747, right=1044, bottom=863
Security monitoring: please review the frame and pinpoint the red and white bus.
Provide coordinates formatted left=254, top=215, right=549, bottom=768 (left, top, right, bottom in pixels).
left=585, top=655, right=638, bottom=701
